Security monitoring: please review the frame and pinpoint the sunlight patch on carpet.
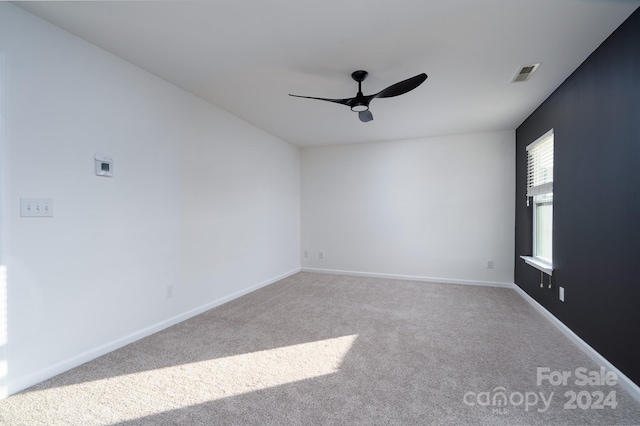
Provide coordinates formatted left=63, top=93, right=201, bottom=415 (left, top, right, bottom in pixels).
left=1, top=334, right=358, bottom=425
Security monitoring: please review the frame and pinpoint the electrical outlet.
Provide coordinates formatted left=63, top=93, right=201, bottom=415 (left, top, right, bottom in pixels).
left=486, top=260, right=494, bottom=269
left=559, top=287, right=565, bottom=302
left=303, top=251, right=309, bottom=258
left=166, top=285, right=174, bottom=299
left=319, top=251, right=324, bottom=259
left=20, top=198, right=54, bottom=217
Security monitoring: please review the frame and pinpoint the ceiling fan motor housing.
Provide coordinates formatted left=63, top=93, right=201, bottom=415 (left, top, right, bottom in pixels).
left=350, top=70, right=369, bottom=111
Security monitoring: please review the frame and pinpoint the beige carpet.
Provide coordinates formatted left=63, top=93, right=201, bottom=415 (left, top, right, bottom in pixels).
left=1, top=272, right=639, bottom=425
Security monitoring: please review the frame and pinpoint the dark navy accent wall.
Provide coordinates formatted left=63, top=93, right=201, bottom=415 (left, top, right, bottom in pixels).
left=515, top=8, right=640, bottom=385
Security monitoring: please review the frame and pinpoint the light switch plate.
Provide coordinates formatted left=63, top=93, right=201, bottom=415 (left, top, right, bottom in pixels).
left=20, top=198, right=54, bottom=217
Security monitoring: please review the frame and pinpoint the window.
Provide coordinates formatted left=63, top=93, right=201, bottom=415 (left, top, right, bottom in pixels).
left=526, top=129, right=554, bottom=266
left=533, top=193, right=553, bottom=262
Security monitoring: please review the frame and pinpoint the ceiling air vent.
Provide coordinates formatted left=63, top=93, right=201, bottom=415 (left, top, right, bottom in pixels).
left=511, top=63, right=540, bottom=83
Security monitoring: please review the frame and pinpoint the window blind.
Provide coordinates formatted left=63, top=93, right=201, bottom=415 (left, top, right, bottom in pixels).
left=526, top=130, right=554, bottom=197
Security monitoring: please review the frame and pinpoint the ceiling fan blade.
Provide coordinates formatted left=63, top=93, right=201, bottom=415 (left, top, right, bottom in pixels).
left=374, top=73, right=428, bottom=99
left=288, top=94, right=353, bottom=106
left=359, top=110, right=373, bottom=122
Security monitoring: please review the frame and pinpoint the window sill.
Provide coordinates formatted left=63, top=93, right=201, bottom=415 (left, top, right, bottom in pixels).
left=520, top=256, right=553, bottom=276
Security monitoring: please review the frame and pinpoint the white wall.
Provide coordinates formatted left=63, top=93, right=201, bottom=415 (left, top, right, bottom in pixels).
left=0, top=3, right=300, bottom=395
left=301, top=131, right=514, bottom=285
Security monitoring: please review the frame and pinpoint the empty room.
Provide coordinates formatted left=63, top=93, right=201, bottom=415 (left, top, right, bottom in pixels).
left=0, top=1, right=639, bottom=424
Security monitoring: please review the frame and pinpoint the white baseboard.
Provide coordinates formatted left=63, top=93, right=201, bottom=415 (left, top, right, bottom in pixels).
left=513, top=285, right=640, bottom=403
left=6, top=267, right=301, bottom=397
left=301, top=267, right=515, bottom=289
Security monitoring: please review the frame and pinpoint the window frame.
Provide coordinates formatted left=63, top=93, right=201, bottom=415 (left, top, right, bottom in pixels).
left=521, top=129, right=554, bottom=274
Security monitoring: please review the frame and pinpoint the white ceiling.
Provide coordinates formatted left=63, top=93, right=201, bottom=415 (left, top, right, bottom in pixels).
left=16, top=0, right=640, bottom=147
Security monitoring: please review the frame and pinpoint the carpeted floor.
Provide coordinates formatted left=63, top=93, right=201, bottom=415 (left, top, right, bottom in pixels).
left=1, top=272, right=639, bottom=425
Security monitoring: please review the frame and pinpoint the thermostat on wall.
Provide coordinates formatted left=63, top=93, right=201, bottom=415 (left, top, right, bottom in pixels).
left=95, top=155, right=113, bottom=177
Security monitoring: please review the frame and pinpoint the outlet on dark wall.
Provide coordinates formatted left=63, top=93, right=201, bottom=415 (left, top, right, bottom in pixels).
left=515, top=7, right=640, bottom=386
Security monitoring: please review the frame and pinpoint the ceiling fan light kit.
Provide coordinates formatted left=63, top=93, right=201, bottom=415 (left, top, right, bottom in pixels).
left=290, top=70, right=427, bottom=122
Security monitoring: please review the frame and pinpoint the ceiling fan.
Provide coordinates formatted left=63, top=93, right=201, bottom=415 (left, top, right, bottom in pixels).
left=289, top=70, right=427, bottom=122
